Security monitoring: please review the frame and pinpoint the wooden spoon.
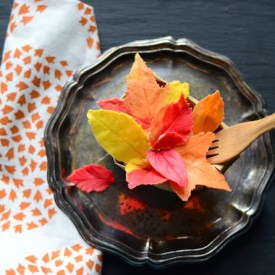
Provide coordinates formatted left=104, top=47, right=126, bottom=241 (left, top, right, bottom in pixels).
left=207, top=113, right=275, bottom=164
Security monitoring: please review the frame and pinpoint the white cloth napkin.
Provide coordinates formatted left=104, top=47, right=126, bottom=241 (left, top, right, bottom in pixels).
left=0, top=0, right=102, bottom=273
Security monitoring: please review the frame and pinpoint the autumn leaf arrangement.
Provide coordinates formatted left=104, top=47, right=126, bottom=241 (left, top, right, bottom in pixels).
left=68, top=53, right=231, bottom=201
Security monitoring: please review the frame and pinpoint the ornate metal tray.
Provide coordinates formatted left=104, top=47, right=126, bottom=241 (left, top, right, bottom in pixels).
left=44, top=37, right=274, bottom=266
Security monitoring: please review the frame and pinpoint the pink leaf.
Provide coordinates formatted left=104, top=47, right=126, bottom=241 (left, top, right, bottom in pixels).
left=97, top=98, right=129, bottom=114
left=97, top=97, right=150, bottom=131
left=147, top=148, right=188, bottom=187
left=149, top=96, right=193, bottom=149
left=67, top=164, right=114, bottom=192
left=126, top=167, right=167, bottom=189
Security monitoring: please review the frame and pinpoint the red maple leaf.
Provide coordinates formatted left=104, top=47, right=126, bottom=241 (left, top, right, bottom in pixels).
left=149, top=95, right=193, bottom=149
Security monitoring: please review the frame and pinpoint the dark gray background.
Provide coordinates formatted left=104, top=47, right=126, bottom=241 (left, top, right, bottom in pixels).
left=1, top=1, right=275, bottom=274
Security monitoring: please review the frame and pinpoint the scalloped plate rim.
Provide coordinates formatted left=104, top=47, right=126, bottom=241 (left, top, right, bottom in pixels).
left=44, top=36, right=275, bottom=266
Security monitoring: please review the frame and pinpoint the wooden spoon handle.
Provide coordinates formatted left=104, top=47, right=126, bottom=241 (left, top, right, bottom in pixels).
left=254, top=113, right=275, bottom=137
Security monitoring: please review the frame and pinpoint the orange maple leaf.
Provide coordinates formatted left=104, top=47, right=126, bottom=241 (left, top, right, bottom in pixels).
left=174, top=132, right=231, bottom=201
left=3, top=50, right=11, bottom=62
left=21, top=16, right=33, bottom=25
left=18, top=156, right=27, bottom=166
left=33, top=190, right=42, bottom=202
left=24, top=69, right=32, bottom=78
left=13, top=212, right=25, bottom=221
left=18, top=3, right=30, bottom=15
left=47, top=106, right=55, bottom=114
left=34, top=48, right=44, bottom=57
left=89, top=25, right=96, bottom=33
left=85, top=7, right=92, bottom=14
left=18, top=94, right=26, bottom=105
left=6, top=92, right=17, bottom=101
left=54, top=69, right=62, bottom=80
left=30, top=159, right=37, bottom=171
left=22, top=44, right=32, bottom=52
left=48, top=208, right=56, bottom=219
left=26, top=132, right=36, bottom=140
left=87, top=37, right=94, bottom=48
left=41, top=96, right=50, bottom=104
left=31, top=112, right=40, bottom=122
left=34, top=177, right=44, bottom=186
left=60, top=60, right=68, bottom=67
left=5, top=72, right=13, bottom=82
left=32, top=208, right=42, bottom=216
left=12, top=135, right=22, bottom=142
left=30, top=90, right=40, bottom=98
left=1, top=82, right=8, bottom=93
left=9, top=21, right=17, bottom=33
left=77, top=2, right=85, bottom=10
left=23, top=120, right=31, bottom=129
left=43, top=80, right=51, bottom=90
left=124, top=53, right=168, bottom=129
left=9, top=189, right=17, bottom=201
left=23, top=189, right=31, bottom=198
left=27, top=222, right=38, bottom=230
left=5, top=61, right=13, bottom=70
left=5, top=165, right=16, bottom=174
left=43, top=65, right=50, bottom=74
left=28, top=102, right=36, bottom=112
left=36, top=5, right=47, bottom=13
left=13, top=178, right=24, bottom=187
left=2, top=221, right=10, bottom=230
left=10, top=125, right=19, bottom=134
left=20, top=201, right=31, bottom=210
left=45, top=56, right=55, bottom=63
left=15, top=64, right=22, bottom=75
left=32, top=76, right=41, bottom=87
left=0, top=189, right=7, bottom=199
left=16, top=81, right=29, bottom=91
left=14, top=48, right=22, bottom=58
left=23, top=55, right=31, bottom=64
left=65, top=70, right=73, bottom=77
left=79, top=16, right=88, bottom=26
left=15, top=110, right=25, bottom=119
left=35, top=120, right=43, bottom=129
left=0, top=116, right=12, bottom=125
left=5, top=148, right=14, bottom=160
left=2, top=105, right=14, bottom=114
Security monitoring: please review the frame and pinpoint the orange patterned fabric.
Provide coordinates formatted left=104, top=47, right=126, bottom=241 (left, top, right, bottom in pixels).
left=5, top=245, right=103, bottom=274
left=0, top=0, right=102, bottom=273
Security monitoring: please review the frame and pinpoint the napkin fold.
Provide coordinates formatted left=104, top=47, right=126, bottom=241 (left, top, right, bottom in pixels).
left=0, top=0, right=102, bottom=273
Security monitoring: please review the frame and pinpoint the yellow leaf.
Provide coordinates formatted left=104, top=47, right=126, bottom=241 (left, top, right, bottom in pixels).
left=87, top=109, right=149, bottom=163
left=125, top=158, right=150, bottom=173
left=165, top=81, right=189, bottom=103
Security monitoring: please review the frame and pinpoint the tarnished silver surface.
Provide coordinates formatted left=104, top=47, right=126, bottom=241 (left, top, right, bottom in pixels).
left=45, top=37, right=274, bottom=266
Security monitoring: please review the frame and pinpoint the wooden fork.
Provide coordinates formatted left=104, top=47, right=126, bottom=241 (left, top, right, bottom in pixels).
left=207, top=113, right=275, bottom=164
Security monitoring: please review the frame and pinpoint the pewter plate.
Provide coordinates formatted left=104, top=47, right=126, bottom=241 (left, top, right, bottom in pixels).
left=44, top=37, right=274, bottom=266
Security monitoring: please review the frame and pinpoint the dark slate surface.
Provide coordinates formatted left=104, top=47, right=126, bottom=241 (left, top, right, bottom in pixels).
left=1, top=1, right=275, bottom=274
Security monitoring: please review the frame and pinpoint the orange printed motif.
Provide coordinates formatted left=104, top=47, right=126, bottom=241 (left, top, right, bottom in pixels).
left=0, top=44, right=74, bottom=232
left=4, top=244, right=102, bottom=275
left=6, top=2, right=48, bottom=37
left=77, top=2, right=100, bottom=50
